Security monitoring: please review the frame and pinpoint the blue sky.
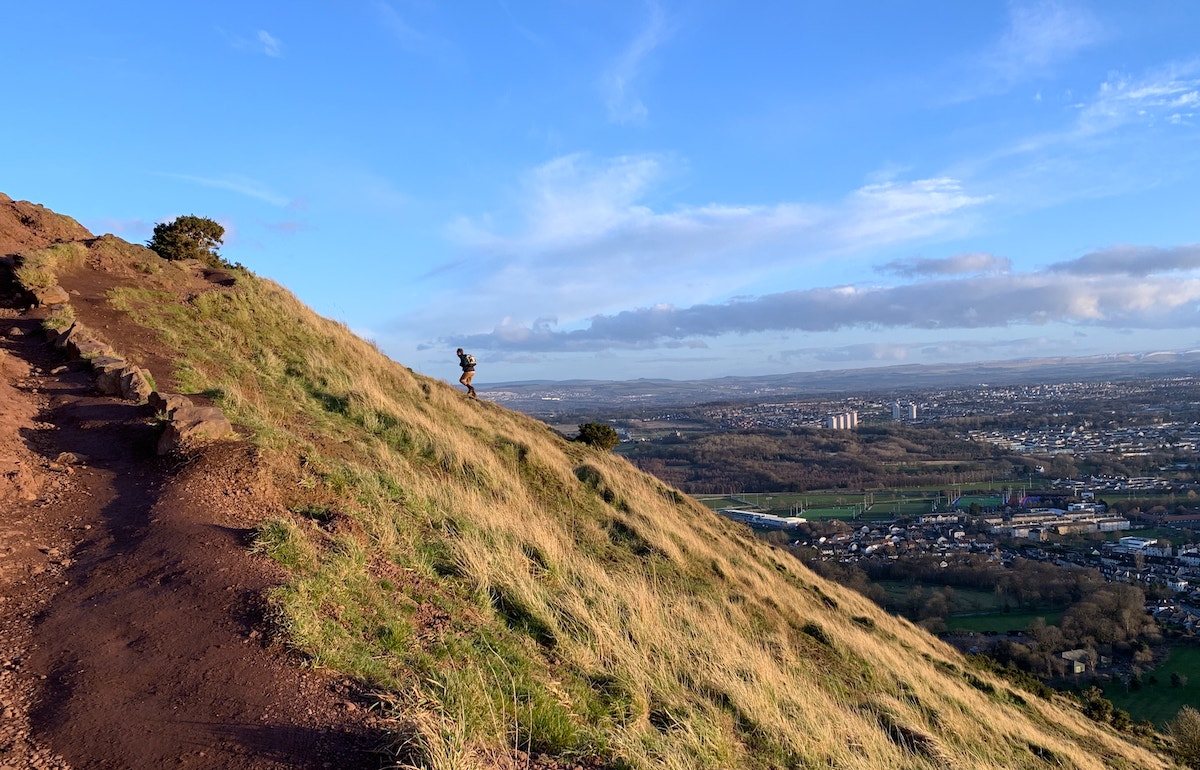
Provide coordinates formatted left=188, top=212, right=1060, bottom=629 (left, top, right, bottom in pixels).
left=5, top=1, right=1200, bottom=384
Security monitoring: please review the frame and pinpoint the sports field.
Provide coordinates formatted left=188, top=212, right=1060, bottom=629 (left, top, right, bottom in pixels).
left=951, top=495, right=1004, bottom=510
left=696, top=489, right=949, bottom=521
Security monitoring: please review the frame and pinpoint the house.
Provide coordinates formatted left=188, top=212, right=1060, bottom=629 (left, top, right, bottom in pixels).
left=1061, top=649, right=1091, bottom=675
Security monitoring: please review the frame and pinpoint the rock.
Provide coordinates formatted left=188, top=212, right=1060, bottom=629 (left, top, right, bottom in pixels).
left=148, top=391, right=193, bottom=415
left=92, top=356, right=129, bottom=395
left=54, top=452, right=88, bottom=465
left=51, top=322, right=77, bottom=349
left=157, top=406, right=234, bottom=455
left=120, top=367, right=154, bottom=403
left=7, top=327, right=22, bottom=337
left=68, top=335, right=115, bottom=361
left=30, top=285, right=69, bottom=306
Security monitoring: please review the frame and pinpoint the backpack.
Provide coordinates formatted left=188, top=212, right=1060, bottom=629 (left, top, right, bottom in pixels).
left=465, top=354, right=476, bottom=366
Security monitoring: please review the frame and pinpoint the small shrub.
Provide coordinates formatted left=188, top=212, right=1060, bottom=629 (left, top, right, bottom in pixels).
left=147, top=215, right=226, bottom=267
left=574, top=422, right=619, bottom=451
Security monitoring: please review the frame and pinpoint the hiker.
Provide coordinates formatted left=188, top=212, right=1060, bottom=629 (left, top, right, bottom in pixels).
left=456, top=348, right=477, bottom=397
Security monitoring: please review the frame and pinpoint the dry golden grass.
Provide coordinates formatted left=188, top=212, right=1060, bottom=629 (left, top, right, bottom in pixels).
left=88, top=261, right=1182, bottom=769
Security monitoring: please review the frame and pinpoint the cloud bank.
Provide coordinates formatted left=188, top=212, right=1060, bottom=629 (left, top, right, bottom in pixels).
left=450, top=248, right=1200, bottom=353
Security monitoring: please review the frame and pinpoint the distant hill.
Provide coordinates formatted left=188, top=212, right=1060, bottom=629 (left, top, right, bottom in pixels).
left=490, top=352, right=1200, bottom=415
left=0, top=193, right=1178, bottom=769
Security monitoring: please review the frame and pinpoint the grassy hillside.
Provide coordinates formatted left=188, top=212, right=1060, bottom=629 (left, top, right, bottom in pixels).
left=18, top=227, right=1181, bottom=769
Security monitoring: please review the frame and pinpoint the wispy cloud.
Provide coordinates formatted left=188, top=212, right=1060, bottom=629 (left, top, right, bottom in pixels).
left=1047, top=244, right=1200, bottom=276
left=599, top=1, right=670, bottom=124
left=954, top=61, right=1200, bottom=212
left=163, top=173, right=291, bottom=206
left=438, top=154, right=989, bottom=338
left=878, top=253, right=1012, bottom=278
left=375, top=0, right=458, bottom=65
left=497, top=0, right=545, bottom=47
left=1077, top=63, right=1200, bottom=134
left=257, top=30, right=283, bottom=58
left=218, top=27, right=284, bottom=58
left=988, top=0, right=1103, bottom=82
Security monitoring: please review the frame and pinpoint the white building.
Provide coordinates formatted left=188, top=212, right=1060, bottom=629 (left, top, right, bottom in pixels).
left=825, top=410, right=859, bottom=430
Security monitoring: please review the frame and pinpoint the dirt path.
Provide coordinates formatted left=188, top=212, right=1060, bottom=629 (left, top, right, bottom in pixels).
left=0, top=303, right=388, bottom=766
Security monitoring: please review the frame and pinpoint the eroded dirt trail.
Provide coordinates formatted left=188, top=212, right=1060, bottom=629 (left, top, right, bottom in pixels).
left=1, top=309, right=386, bottom=767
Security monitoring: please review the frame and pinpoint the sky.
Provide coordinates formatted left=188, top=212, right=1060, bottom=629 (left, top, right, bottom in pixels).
left=5, top=1, right=1200, bottom=384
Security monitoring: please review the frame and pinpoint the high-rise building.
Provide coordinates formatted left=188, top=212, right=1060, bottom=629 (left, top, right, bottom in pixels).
left=825, top=411, right=859, bottom=430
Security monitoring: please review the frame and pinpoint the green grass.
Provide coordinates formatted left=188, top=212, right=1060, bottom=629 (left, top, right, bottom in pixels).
left=875, top=581, right=1066, bottom=630
left=953, top=495, right=1004, bottom=509
left=14, top=242, right=86, bottom=288
left=696, top=488, right=976, bottom=520
left=1103, top=645, right=1200, bottom=727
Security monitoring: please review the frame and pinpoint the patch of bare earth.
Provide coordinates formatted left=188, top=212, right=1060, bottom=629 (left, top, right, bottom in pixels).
left=1, top=230, right=388, bottom=766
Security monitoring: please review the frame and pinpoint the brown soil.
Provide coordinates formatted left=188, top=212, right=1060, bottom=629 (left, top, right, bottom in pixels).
left=0, top=204, right=390, bottom=769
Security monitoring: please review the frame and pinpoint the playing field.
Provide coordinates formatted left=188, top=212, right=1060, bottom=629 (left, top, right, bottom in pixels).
left=696, top=489, right=946, bottom=521
left=952, top=495, right=1004, bottom=510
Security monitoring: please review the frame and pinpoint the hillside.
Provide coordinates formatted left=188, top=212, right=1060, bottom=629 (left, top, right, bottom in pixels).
left=0, top=193, right=1182, bottom=769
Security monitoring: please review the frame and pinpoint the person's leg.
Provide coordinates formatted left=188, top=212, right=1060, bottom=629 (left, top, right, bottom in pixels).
left=464, top=370, right=476, bottom=396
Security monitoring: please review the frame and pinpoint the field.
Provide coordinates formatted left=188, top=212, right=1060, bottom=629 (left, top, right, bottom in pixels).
left=1103, top=645, right=1200, bottom=726
left=696, top=489, right=947, bottom=521
left=952, top=494, right=1005, bottom=510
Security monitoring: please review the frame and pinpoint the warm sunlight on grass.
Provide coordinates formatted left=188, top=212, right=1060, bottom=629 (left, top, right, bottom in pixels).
left=92, top=263, right=1177, bottom=769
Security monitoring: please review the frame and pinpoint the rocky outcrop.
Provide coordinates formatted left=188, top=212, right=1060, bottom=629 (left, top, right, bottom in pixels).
left=0, top=194, right=93, bottom=255
left=48, top=323, right=155, bottom=403
left=155, top=404, right=234, bottom=455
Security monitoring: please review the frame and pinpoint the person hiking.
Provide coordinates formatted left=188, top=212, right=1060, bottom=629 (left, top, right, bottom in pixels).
left=456, top=348, right=477, bottom=397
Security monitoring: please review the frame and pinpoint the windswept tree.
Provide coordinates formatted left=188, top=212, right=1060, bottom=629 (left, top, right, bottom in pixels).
left=575, top=422, right=620, bottom=451
left=147, top=215, right=225, bottom=266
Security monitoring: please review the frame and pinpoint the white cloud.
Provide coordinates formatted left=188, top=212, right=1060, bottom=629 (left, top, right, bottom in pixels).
left=878, top=252, right=1012, bottom=278
left=257, top=30, right=283, bottom=58
left=1078, top=64, right=1200, bottom=134
left=449, top=255, right=1200, bottom=352
left=436, top=154, right=989, bottom=342
left=1047, top=244, right=1200, bottom=276
left=599, top=1, right=670, bottom=124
